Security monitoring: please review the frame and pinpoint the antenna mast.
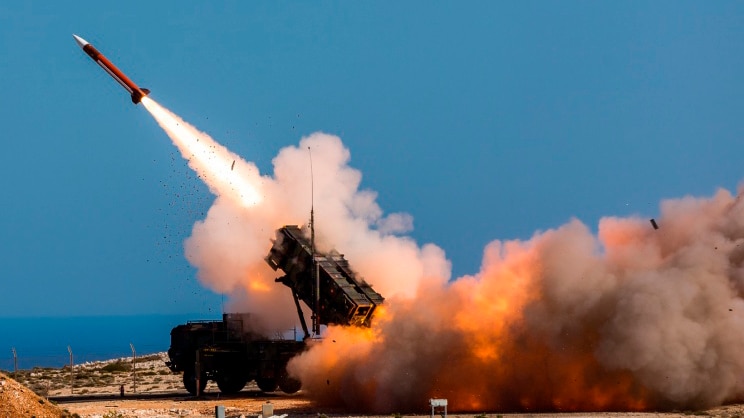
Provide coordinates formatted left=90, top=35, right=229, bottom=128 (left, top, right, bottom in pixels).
left=308, top=147, right=320, bottom=336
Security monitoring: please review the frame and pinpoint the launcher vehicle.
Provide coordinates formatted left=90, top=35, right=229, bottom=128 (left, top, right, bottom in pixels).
left=166, top=225, right=384, bottom=395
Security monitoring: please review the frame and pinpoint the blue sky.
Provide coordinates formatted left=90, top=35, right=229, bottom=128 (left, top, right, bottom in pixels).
left=0, top=2, right=742, bottom=317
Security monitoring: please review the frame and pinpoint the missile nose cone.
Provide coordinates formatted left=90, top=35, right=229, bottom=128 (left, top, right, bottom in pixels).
left=72, top=34, right=89, bottom=49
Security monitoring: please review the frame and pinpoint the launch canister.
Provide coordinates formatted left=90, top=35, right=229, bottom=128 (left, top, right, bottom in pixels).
left=73, top=34, right=150, bottom=104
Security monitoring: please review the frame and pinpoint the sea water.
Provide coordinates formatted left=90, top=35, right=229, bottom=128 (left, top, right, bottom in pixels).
left=0, top=313, right=220, bottom=370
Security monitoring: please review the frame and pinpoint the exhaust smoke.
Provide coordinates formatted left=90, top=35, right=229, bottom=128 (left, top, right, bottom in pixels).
left=142, top=98, right=744, bottom=412
left=141, top=98, right=440, bottom=330
left=290, top=191, right=744, bottom=412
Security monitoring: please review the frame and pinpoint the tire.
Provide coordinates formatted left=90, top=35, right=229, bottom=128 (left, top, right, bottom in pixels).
left=256, top=377, right=278, bottom=393
left=278, top=376, right=301, bottom=394
left=183, top=371, right=208, bottom=395
left=216, top=374, right=247, bottom=394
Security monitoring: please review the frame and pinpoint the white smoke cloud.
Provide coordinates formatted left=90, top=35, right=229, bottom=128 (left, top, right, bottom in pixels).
left=144, top=98, right=448, bottom=330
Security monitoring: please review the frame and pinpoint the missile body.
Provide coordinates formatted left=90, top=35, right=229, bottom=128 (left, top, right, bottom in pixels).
left=73, top=34, right=150, bottom=104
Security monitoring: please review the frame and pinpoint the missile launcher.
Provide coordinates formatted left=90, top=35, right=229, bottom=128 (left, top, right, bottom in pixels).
left=266, top=225, right=384, bottom=329
left=166, top=226, right=384, bottom=396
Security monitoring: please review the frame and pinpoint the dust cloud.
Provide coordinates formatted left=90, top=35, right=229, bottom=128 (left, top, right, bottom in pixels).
left=143, top=98, right=744, bottom=412
left=290, top=190, right=744, bottom=412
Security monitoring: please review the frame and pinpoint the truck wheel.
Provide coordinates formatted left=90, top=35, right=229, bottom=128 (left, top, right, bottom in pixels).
left=256, top=378, right=278, bottom=393
left=216, top=375, right=247, bottom=394
left=279, top=376, right=301, bottom=394
left=183, top=371, right=208, bottom=395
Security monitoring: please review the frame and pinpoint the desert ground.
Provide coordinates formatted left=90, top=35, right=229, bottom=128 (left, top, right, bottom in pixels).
left=5, top=353, right=744, bottom=418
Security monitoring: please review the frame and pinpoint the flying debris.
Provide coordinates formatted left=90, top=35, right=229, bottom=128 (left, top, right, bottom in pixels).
left=650, top=218, right=659, bottom=230
left=231, top=160, right=235, bottom=171
left=73, top=34, right=150, bottom=104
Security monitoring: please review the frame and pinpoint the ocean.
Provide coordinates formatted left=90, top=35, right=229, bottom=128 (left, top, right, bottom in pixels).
left=0, top=313, right=221, bottom=370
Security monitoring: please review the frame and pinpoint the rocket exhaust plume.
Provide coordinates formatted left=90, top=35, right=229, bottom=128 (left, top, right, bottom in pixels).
left=141, top=98, right=744, bottom=413
left=141, top=98, right=262, bottom=208
left=141, top=97, right=432, bottom=327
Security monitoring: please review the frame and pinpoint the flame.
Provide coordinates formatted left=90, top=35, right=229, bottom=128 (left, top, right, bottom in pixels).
left=288, top=225, right=662, bottom=413
left=248, top=279, right=271, bottom=293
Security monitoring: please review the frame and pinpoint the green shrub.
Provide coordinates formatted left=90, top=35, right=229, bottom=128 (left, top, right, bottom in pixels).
left=101, top=361, right=131, bottom=373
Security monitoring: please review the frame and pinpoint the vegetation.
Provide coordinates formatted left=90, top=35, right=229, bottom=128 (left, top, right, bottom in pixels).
left=101, top=361, right=131, bottom=373
left=135, top=354, right=163, bottom=363
left=4, top=352, right=184, bottom=398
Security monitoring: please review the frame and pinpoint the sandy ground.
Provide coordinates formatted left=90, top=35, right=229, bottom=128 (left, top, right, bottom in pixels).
left=55, top=395, right=744, bottom=418
left=12, top=353, right=744, bottom=418
left=52, top=388, right=744, bottom=418
left=57, top=392, right=312, bottom=418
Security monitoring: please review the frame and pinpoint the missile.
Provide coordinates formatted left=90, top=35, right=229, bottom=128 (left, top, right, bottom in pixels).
left=73, top=34, right=150, bottom=104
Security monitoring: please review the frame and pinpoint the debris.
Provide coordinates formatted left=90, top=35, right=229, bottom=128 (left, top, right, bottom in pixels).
left=650, top=219, right=659, bottom=230
left=231, top=160, right=235, bottom=170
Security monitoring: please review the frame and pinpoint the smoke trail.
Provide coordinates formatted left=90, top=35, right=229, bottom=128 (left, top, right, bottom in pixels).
left=142, top=98, right=442, bottom=330
left=142, top=97, right=744, bottom=412
left=142, top=98, right=262, bottom=208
